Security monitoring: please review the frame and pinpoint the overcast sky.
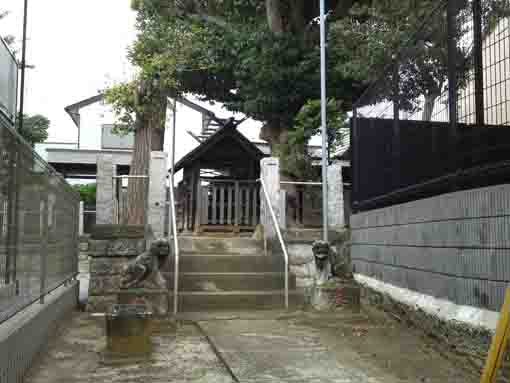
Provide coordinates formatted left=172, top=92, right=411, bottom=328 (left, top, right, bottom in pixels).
left=0, top=0, right=263, bottom=163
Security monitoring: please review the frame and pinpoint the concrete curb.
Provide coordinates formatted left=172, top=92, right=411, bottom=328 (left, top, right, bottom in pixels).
left=355, top=273, right=499, bottom=331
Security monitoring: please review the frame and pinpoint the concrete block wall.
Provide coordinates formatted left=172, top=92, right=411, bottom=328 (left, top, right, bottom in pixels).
left=0, top=283, right=78, bottom=383
left=351, top=184, right=510, bottom=311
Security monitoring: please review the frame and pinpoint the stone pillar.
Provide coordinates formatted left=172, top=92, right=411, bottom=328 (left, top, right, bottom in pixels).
left=279, top=189, right=287, bottom=230
left=149, top=151, right=168, bottom=238
left=260, top=157, right=281, bottom=240
left=327, top=164, right=345, bottom=229
left=96, top=155, right=115, bottom=225
left=79, top=201, right=84, bottom=236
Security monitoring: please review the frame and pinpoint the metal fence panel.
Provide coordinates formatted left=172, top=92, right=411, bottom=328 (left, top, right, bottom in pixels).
left=0, top=119, right=80, bottom=324
left=350, top=0, right=510, bottom=212
left=0, top=37, right=17, bottom=123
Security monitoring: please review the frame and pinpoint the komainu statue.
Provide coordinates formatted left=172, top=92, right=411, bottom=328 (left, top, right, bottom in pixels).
left=120, top=238, right=170, bottom=289
left=312, top=240, right=333, bottom=285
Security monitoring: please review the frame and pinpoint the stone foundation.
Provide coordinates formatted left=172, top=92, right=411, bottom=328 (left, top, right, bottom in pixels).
left=273, top=229, right=351, bottom=303
left=87, top=225, right=146, bottom=313
left=311, top=280, right=361, bottom=311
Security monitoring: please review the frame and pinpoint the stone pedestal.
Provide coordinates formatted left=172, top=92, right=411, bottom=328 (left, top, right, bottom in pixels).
left=87, top=225, right=146, bottom=312
left=260, top=157, right=282, bottom=241
left=149, top=152, right=168, bottom=238
left=105, top=304, right=152, bottom=361
left=311, top=280, right=361, bottom=312
left=96, top=155, right=116, bottom=225
left=327, top=164, right=345, bottom=229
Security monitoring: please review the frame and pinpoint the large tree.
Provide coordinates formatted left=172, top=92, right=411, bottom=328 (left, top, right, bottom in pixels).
left=108, top=0, right=509, bottom=223
left=126, top=0, right=367, bottom=150
left=0, top=10, right=15, bottom=47
left=16, top=114, right=49, bottom=146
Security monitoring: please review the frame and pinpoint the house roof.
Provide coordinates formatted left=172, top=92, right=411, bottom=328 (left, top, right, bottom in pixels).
left=173, top=125, right=266, bottom=172
left=64, top=94, right=104, bottom=128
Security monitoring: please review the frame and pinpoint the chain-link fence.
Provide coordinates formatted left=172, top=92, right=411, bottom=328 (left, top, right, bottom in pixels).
left=351, top=0, right=510, bottom=212
left=0, top=118, right=80, bottom=324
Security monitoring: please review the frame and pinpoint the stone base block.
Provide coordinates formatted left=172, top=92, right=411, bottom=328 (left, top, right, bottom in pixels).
left=89, top=257, right=129, bottom=275
left=311, top=280, right=360, bottom=312
left=90, top=224, right=147, bottom=240
left=87, top=295, right=118, bottom=313
left=79, top=241, right=89, bottom=252
left=89, top=275, right=122, bottom=295
left=105, top=305, right=152, bottom=357
left=88, top=239, right=146, bottom=257
left=118, top=290, right=169, bottom=316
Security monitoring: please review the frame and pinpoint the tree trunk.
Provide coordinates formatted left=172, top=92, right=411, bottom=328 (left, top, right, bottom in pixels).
left=422, top=93, right=438, bottom=121
left=259, top=122, right=303, bottom=226
left=127, top=112, right=151, bottom=225
left=259, top=121, right=284, bottom=152
left=290, top=0, right=305, bottom=34
left=266, top=0, right=284, bottom=35
left=334, top=0, right=355, bottom=17
left=150, top=95, right=168, bottom=151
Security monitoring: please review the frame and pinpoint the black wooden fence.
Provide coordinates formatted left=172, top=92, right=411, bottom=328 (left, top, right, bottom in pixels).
left=351, top=117, right=510, bottom=212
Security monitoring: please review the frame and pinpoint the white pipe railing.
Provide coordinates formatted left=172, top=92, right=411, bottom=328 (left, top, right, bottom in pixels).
left=258, top=178, right=289, bottom=309
left=280, top=181, right=322, bottom=186
left=168, top=183, right=180, bottom=315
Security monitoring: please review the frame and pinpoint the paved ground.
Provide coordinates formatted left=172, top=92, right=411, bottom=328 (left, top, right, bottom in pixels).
left=25, top=307, right=480, bottom=383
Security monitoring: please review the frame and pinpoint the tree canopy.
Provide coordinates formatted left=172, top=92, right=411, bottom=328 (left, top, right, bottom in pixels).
left=16, top=114, right=50, bottom=147
left=107, top=0, right=510, bottom=179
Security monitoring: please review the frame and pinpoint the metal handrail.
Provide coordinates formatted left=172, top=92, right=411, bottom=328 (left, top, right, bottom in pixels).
left=280, top=181, right=322, bottom=186
left=168, top=182, right=180, bottom=315
left=258, top=178, right=289, bottom=309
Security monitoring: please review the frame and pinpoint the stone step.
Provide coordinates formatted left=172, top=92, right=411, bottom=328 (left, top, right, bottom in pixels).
left=164, top=255, right=285, bottom=273
left=177, top=236, right=263, bottom=255
left=163, top=272, right=296, bottom=291
left=170, top=290, right=304, bottom=311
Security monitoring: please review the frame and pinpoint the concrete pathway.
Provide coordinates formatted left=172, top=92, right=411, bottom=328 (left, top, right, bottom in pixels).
left=26, top=309, right=478, bottom=383
left=201, top=319, right=385, bottom=383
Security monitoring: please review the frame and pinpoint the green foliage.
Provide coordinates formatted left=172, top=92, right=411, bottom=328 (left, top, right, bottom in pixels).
left=73, top=183, right=96, bottom=205
left=279, top=99, right=347, bottom=178
left=293, top=99, right=346, bottom=155
left=16, top=114, right=49, bottom=147
left=104, top=82, right=138, bottom=134
left=0, top=10, right=15, bottom=48
left=126, top=0, right=362, bottom=136
left=110, top=0, right=510, bottom=176
left=104, top=76, right=168, bottom=134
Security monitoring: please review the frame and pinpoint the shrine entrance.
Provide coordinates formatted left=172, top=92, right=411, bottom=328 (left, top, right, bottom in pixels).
left=173, top=125, right=266, bottom=234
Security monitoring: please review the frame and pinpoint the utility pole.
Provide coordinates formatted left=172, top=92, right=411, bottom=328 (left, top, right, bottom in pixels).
left=18, top=0, right=29, bottom=131
left=320, top=0, right=329, bottom=242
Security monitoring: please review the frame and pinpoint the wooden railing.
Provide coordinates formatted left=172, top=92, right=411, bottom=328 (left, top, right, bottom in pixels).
left=197, top=179, right=260, bottom=232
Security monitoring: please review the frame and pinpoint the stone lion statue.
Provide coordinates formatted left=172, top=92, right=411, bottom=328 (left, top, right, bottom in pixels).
left=120, top=238, right=170, bottom=289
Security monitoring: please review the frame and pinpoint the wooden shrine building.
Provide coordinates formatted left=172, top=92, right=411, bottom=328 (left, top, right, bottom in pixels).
left=174, top=124, right=267, bottom=234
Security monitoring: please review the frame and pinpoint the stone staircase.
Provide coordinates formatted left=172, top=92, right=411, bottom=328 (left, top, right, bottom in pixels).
left=165, top=236, right=303, bottom=311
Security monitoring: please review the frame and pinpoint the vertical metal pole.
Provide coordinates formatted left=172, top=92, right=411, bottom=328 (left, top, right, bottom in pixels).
left=144, top=175, right=150, bottom=251
left=351, top=106, right=359, bottom=213
left=473, top=0, right=484, bottom=125
left=447, top=0, right=459, bottom=174
left=170, top=98, right=179, bottom=315
left=320, top=0, right=329, bottom=242
left=18, top=0, right=29, bottom=131
left=78, top=201, right=84, bottom=237
left=171, top=99, right=177, bottom=180
left=392, top=63, right=401, bottom=190
left=40, top=194, right=48, bottom=304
